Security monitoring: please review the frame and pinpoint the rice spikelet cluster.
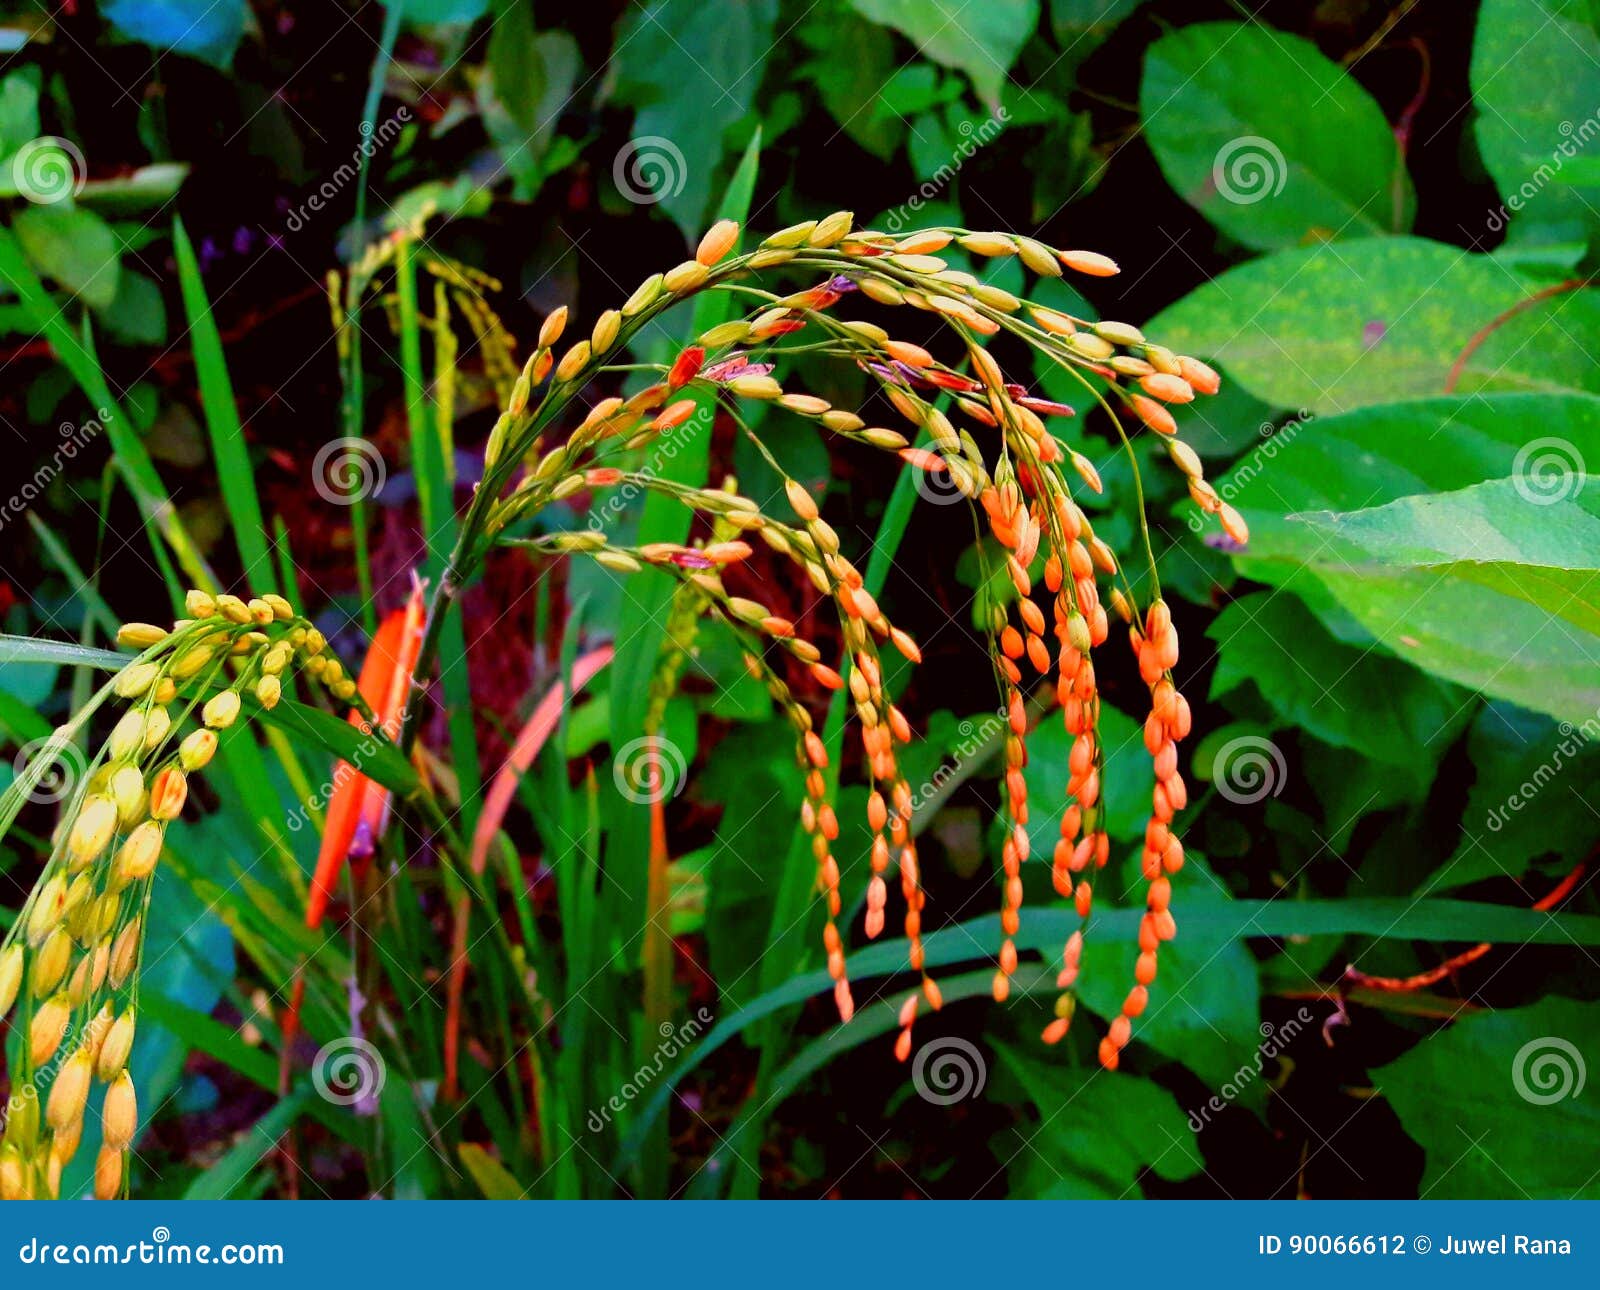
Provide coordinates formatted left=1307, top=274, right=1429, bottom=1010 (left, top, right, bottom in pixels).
left=476, top=214, right=1230, bottom=1068
left=0, top=591, right=361, bottom=1200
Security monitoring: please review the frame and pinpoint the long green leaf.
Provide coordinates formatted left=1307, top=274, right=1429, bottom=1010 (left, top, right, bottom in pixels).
left=172, top=216, right=278, bottom=593
left=183, top=1093, right=311, bottom=1198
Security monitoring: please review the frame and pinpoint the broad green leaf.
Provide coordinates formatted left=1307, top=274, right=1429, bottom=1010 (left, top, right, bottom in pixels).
left=1208, top=592, right=1473, bottom=789
left=1147, top=239, right=1600, bottom=413
left=94, top=267, right=167, bottom=345
left=1142, top=21, right=1412, bottom=249
left=1022, top=699, right=1153, bottom=847
left=610, top=0, right=776, bottom=237
left=1434, top=701, right=1600, bottom=892
left=1076, top=856, right=1262, bottom=1093
left=102, top=0, right=247, bottom=69
left=0, top=68, right=39, bottom=156
left=800, top=9, right=903, bottom=160
left=1472, top=0, right=1600, bottom=256
left=995, top=1044, right=1203, bottom=1197
left=1285, top=481, right=1600, bottom=725
left=1049, top=0, right=1141, bottom=69
left=13, top=204, right=121, bottom=309
left=847, top=0, right=1039, bottom=105
left=1377, top=996, right=1599, bottom=1198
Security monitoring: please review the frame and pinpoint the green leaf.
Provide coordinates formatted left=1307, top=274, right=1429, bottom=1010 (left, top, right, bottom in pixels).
left=1141, top=21, right=1412, bottom=249
left=13, top=204, right=121, bottom=309
left=1146, top=239, right=1600, bottom=414
left=183, top=1094, right=311, bottom=1198
left=102, top=0, right=247, bottom=69
left=611, top=0, right=776, bottom=236
left=847, top=0, right=1039, bottom=105
left=486, top=1, right=543, bottom=135
left=1208, top=592, right=1473, bottom=789
left=995, top=1044, right=1203, bottom=1197
left=1472, top=0, right=1600, bottom=255
left=1283, top=481, right=1600, bottom=726
left=0, top=68, right=40, bottom=156
left=622, top=895, right=1600, bottom=1154
left=1377, top=996, right=1599, bottom=1198
left=93, top=267, right=167, bottom=345
left=1076, top=856, right=1262, bottom=1093
left=173, top=217, right=277, bottom=592
left=1049, top=0, right=1141, bottom=70
left=800, top=10, right=903, bottom=161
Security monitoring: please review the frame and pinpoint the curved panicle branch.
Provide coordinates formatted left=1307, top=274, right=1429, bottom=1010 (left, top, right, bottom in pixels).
left=427, top=214, right=1233, bottom=1069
